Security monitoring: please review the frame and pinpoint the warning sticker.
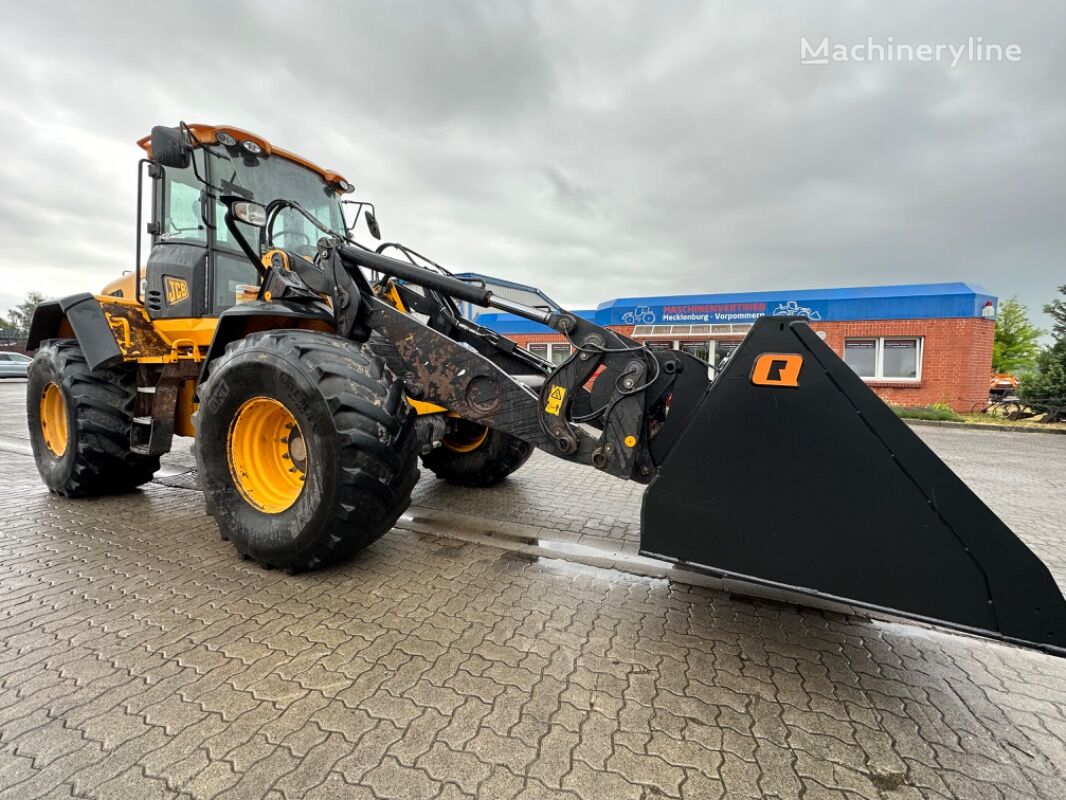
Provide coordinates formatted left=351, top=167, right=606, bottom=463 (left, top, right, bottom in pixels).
left=544, top=385, right=566, bottom=416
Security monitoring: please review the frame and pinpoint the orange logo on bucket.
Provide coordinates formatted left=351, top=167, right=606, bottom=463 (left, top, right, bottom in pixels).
left=751, top=353, right=803, bottom=387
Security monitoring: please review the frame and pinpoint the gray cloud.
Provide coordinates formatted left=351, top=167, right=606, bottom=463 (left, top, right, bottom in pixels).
left=0, top=0, right=1062, bottom=329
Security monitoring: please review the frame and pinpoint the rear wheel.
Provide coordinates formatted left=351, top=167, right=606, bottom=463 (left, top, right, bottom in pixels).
left=195, top=330, right=418, bottom=571
left=420, top=418, right=533, bottom=487
left=27, top=340, right=160, bottom=496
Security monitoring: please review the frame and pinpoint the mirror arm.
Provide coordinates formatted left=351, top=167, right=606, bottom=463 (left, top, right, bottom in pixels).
left=224, top=212, right=266, bottom=279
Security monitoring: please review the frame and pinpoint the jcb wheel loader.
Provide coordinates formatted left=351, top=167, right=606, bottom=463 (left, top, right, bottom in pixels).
left=24, top=123, right=1066, bottom=656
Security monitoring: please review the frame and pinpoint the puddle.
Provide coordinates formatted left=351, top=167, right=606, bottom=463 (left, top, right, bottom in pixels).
left=866, top=766, right=907, bottom=792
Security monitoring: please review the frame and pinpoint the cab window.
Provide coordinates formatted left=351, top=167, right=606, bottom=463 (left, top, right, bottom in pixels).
left=159, top=155, right=207, bottom=242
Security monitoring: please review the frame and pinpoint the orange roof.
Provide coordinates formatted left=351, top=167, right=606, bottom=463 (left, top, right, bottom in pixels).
left=137, top=124, right=350, bottom=187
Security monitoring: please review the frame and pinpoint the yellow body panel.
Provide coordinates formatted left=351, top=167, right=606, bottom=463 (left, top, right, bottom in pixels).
left=151, top=318, right=219, bottom=349
left=93, top=295, right=209, bottom=363
left=101, top=273, right=137, bottom=299
left=407, top=398, right=448, bottom=415
left=175, top=379, right=197, bottom=438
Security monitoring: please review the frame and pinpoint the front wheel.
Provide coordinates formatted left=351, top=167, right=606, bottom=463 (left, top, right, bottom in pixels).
left=195, top=330, right=419, bottom=571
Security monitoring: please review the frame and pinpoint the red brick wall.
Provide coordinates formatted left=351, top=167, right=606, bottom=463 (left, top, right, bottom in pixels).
left=508, top=318, right=993, bottom=413
left=814, top=319, right=993, bottom=412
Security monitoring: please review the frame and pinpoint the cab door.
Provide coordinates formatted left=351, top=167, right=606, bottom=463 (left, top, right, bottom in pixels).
left=143, top=155, right=209, bottom=320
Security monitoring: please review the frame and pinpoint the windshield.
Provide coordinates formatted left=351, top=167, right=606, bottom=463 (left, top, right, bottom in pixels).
left=205, top=146, right=345, bottom=256
left=154, top=144, right=348, bottom=313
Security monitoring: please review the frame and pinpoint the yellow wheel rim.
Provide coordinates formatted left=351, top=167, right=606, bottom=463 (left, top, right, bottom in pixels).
left=227, top=397, right=308, bottom=513
left=442, top=422, right=489, bottom=453
left=40, top=382, right=69, bottom=458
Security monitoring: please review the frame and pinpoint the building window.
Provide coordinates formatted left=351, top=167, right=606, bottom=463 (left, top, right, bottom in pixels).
left=844, top=337, right=921, bottom=381
left=526, top=343, right=548, bottom=359
left=715, top=340, right=741, bottom=364
left=550, top=343, right=573, bottom=365
left=843, top=339, right=877, bottom=377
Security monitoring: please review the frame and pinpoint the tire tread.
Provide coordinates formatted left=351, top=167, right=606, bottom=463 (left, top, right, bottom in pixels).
left=196, top=330, right=418, bottom=572
left=30, top=340, right=159, bottom=497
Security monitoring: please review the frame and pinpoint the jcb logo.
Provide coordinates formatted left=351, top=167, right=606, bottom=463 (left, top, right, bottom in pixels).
left=751, top=353, right=803, bottom=387
left=164, top=276, right=189, bottom=305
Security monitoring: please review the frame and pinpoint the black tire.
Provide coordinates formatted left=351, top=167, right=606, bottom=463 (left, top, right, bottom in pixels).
left=27, top=339, right=160, bottom=497
left=421, top=419, right=533, bottom=487
left=195, top=330, right=419, bottom=572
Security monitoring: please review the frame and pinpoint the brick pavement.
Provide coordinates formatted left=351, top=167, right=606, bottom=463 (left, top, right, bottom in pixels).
left=1, top=380, right=1065, bottom=798
left=411, top=423, right=1066, bottom=593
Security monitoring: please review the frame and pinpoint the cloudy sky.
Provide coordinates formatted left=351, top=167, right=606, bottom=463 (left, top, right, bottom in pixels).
left=1, top=1, right=1063, bottom=327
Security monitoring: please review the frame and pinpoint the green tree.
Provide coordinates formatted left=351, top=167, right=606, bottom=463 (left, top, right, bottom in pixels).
left=1020, top=286, right=1066, bottom=408
left=992, top=296, right=1042, bottom=373
left=2, top=291, right=49, bottom=340
left=1019, top=341, right=1066, bottom=406
left=1045, top=283, right=1066, bottom=342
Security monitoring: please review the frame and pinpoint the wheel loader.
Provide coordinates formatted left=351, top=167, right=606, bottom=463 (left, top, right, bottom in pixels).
left=24, top=123, right=1066, bottom=657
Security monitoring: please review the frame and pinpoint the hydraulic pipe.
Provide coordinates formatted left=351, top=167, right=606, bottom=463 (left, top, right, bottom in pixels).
left=336, top=244, right=552, bottom=324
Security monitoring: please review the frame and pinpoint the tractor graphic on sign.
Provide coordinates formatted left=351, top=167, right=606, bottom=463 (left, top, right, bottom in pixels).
left=622, top=305, right=657, bottom=325
left=773, top=300, right=822, bottom=321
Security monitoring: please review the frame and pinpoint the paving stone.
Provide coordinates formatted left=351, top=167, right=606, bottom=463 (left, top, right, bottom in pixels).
left=361, top=755, right=441, bottom=800
left=0, top=386, right=1065, bottom=800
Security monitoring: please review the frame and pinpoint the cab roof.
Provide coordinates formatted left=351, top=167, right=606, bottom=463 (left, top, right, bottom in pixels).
left=137, top=124, right=350, bottom=188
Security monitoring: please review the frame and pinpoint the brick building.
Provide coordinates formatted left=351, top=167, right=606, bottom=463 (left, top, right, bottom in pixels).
left=465, top=281, right=997, bottom=412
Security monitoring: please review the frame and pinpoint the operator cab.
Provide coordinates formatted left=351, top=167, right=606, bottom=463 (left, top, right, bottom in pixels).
left=136, top=124, right=353, bottom=320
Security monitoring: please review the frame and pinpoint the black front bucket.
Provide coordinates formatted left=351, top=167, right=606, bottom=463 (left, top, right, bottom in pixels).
left=641, top=317, right=1066, bottom=655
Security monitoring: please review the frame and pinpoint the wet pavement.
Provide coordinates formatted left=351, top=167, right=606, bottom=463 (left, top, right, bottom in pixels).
left=1, top=379, right=1065, bottom=799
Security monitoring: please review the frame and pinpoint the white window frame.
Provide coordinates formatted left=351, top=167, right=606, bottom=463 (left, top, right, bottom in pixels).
left=525, top=342, right=574, bottom=364
left=548, top=343, right=573, bottom=365
left=844, top=336, right=923, bottom=382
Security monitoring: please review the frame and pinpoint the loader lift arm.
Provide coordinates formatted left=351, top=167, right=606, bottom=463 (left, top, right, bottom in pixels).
left=322, top=241, right=1066, bottom=657
left=330, top=241, right=707, bottom=482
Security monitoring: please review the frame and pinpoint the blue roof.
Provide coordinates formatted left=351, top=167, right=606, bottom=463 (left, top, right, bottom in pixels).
left=597, top=282, right=991, bottom=310
left=474, top=282, right=998, bottom=335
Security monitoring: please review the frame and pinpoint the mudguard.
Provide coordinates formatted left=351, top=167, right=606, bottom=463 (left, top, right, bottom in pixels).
left=641, top=316, right=1066, bottom=655
left=27, top=293, right=123, bottom=370
left=199, top=299, right=335, bottom=382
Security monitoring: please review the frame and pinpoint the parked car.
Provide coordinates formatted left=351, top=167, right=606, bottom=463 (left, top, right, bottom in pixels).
left=0, top=352, right=32, bottom=378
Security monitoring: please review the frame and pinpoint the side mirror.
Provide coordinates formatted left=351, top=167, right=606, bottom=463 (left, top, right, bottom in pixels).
left=150, top=125, right=191, bottom=169
left=365, top=209, right=381, bottom=240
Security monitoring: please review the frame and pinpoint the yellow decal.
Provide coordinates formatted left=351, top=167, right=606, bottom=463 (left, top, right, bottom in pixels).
left=164, top=276, right=189, bottom=305
left=105, top=314, right=132, bottom=348
left=544, top=385, right=567, bottom=416
left=624, top=435, right=637, bottom=448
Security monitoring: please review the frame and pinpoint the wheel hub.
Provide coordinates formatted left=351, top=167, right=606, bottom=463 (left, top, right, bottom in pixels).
left=227, top=397, right=308, bottom=513
left=442, top=419, right=489, bottom=453
left=39, top=382, right=69, bottom=458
